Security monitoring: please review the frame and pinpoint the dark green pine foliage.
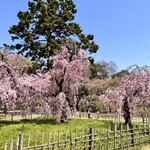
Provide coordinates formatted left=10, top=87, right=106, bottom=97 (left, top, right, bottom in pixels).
left=7, top=0, right=99, bottom=70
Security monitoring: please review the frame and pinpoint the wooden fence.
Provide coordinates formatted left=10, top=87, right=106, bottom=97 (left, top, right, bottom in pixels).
left=0, top=111, right=48, bottom=121
left=70, top=112, right=150, bottom=123
left=0, top=111, right=149, bottom=123
left=4, top=122, right=150, bottom=150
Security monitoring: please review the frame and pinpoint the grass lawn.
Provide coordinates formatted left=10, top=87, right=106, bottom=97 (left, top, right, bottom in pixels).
left=0, top=118, right=114, bottom=149
left=0, top=118, right=149, bottom=149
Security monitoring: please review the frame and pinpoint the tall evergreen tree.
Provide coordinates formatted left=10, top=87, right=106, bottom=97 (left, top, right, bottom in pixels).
left=6, top=0, right=99, bottom=70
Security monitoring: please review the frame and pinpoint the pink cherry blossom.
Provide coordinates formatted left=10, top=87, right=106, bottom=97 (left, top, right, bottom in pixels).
left=99, top=71, right=150, bottom=124
left=0, top=47, right=89, bottom=122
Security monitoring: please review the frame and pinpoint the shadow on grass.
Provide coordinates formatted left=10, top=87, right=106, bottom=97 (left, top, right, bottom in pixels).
left=0, top=118, right=59, bottom=126
left=0, top=118, right=114, bottom=129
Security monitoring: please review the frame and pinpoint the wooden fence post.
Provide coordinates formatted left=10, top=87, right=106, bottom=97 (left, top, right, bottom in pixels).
left=146, top=113, right=148, bottom=123
left=70, top=130, right=73, bottom=150
left=138, top=123, right=141, bottom=146
left=127, top=124, right=130, bottom=149
left=114, top=124, right=117, bottom=150
left=11, top=113, right=13, bottom=122
left=48, top=132, right=51, bottom=149
left=58, top=131, right=60, bottom=150
left=27, top=134, right=31, bottom=148
left=97, top=112, right=100, bottom=120
left=4, top=142, right=7, bottom=150
left=107, top=126, right=111, bottom=150
left=16, top=134, right=23, bottom=150
left=148, top=121, right=150, bottom=143
left=10, top=139, right=13, bottom=150
left=132, top=124, right=135, bottom=147
left=120, top=124, right=123, bottom=149
left=79, top=112, right=81, bottom=119
left=89, top=127, right=93, bottom=150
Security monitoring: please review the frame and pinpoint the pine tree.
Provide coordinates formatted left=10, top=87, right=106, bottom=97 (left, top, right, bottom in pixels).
left=7, top=0, right=98, bottom=70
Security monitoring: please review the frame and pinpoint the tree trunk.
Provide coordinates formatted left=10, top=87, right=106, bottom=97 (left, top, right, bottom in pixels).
left=123, top=97, right=134, bottom=146
left=141, top=114, right=145, bottom=123
left=123, top=97, right=132, bottom=125
left=3, top=105, right=7, bottom=117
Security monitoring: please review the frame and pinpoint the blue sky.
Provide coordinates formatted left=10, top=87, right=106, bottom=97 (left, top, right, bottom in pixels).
left=1, top=0, right=150, bottom=71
